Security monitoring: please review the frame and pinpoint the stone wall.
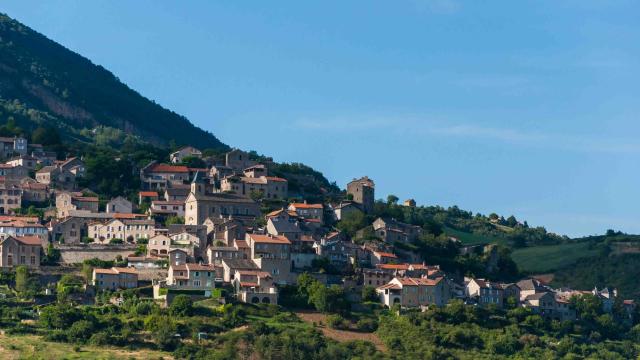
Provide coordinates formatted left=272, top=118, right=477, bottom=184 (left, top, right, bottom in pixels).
left=55, top=244, right=137, bottom=264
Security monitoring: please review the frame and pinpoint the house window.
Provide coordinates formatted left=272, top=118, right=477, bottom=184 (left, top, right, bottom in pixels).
left=193, top=280, right=201, bottom=287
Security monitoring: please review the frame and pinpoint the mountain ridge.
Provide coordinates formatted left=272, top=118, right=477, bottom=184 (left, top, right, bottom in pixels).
left=0, top=13, right=228, bottom=150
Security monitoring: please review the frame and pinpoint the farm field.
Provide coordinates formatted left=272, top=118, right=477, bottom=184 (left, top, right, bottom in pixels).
left=512, top=242, right=600, bottom=273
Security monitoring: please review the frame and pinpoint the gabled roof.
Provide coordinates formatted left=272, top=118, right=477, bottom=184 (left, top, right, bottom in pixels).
left=13, top=236, right=42, bottom=246
left=248, top=234, right=291, bottom=245
left=289, top=203, right=323, bottom=210
left=394, top=277, right=443, bottom=287
left=147, top=163, right=189, bottom=173
left=139, top=191, right=159, bottom=197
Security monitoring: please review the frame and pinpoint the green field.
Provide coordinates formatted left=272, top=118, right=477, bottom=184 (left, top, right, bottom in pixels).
left=512, top=242, right=600, bottom=273
left=443, top=226, right=503, bottom=245
left=0, top=335, right=171, bottom=360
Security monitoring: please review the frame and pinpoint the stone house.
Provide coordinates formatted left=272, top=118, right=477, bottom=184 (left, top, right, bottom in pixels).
left=89, top=219, right=155, bottom=243
left=147, top=234, right=172, bottom=257
left=0, top=137, right=27, bottom=159
left=207, top=244, right=247, bottom=265
left=0, top=183, right=22, bottom=214
left=522, top=292, right=576, bottom=321
left=138, top=191, right=159, bottom=204
left=5, top=155, right=37, bottom=170
left=233, top=270, right=278, bottom=305
left=288, top=202, right=323, bottom=224
left=0, top=235, right=41, bottom=268
left=93, top=267, right=138, bottom=291
left=346, top=176, right=375, bottom=214
left=220, top=175, right=288, bottom=200
left=362, top=268, right=394, bottom=288
left=184, top=175, right=260, bottom=225
left=517, top=278, right=548, bottom=302
left=167, top=263, right=216, bottom=289
left=0, top=164, right=29, bottom=180
left=220, top=258, right=259, bottom=283
left=372, top=218, right=423, bottom=244
left=225, top=149, right=257, bottom=171
left=247, top=233, right=293, bottom=285
left=57, top=157, right=85, bottom=177
left=19, top=181, right=49, bottom=204
left=466, top=278, right=504, bottom=308
left=0, top=216, right=48, bottom=240
left=55, top=192, right=99, bottom=218
left=149, top=200, right=185, bottom=217
left=170, top=146, right=203, bottom=164
left=377, top=276, right=450, bottom=308
left=266, top=216, right=301, bottom=240
left=333, top=201, right=363, bottom=221
left=164, top=187, right=190, bottom=202
left=209, top=165, right=234, bottom=182
left=370, top=251, right=398, bottom=266
left=106, top=196, right=133, bottom=214
left=140, top=162, right=189, bottom=190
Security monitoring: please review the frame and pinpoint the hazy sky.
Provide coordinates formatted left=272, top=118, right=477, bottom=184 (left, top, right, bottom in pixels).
left=2, top=1, right=639, bottom=237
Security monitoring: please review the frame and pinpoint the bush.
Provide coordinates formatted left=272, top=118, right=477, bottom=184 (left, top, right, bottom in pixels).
left=109, top=238, right=124, bottom=244
left=326, top=314, right=348, bottom=330
left=356, top=318, right=378, bottom=332
left=169, top=295, right=194, bottom=317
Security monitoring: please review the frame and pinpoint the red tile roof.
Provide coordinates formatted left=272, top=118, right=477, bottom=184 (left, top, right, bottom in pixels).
left=290, top=203, right=323, bottom=209
left=377, top=264, right=410, bottom=270
left=373, top=251, right=397, bottom=258
left=148, top=164, right=189, bottom=173
left=395, top=277, right=443, bottom=286
left=248, top=234, right=291, bottom=244
left=14, top=236, right=42, bottom=246
left=139, top=191, right=159, bottom=197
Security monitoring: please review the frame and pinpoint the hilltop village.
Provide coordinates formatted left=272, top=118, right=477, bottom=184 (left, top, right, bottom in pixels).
left=0, top=136, right=634, bottom=326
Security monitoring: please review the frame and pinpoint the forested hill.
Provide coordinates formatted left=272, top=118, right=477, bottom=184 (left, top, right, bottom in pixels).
left=0, top=13, right=228, bottom=150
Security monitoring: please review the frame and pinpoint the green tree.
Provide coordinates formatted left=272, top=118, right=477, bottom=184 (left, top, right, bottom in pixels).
left=15, top=265, right=29, bottom=295
left=387, top=194, right=399, bottom=205
left=170, top=295, right=194, bottom=317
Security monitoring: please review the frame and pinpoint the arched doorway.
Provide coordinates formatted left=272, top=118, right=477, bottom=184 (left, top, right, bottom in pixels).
left=251, top=297, right=260, bottom=304
left=262, top=297, right=270, bottom=304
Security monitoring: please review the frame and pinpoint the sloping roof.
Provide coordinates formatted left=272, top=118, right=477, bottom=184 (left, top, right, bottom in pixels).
left=248, top=234, right=291, bottom=245
left=139, top=191, right=159, bottom=197
left=268, top=217, right=301, bottom=234
left=524, top=292, right=552, bottom=301
left=113, top=267, right=138, bottom=274
left=165, top=187, right=190, bottom=196
left=290, top=203, right=323, bottom=209
left=377, top=283, right=401, bottom=290
left=13, top=236, right=42, bottom=246
left=94, top=268, right=117, bottom=275
left=221, top=258, right=259, bottom=270
left=147, top=163, right=189, bottom=173
left=517, top=278, right=544, bottom=291
left=395, top=277, right=443, bottom=287
left=373, top=251, right=397, bottom=258
left=265, top=176, right=287, bottom=182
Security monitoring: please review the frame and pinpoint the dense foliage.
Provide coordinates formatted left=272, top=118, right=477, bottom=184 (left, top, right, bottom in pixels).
left=0, top=13, right=228, bottom=150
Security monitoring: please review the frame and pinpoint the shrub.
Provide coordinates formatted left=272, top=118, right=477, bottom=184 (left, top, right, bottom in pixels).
left=326, top=314, right=348, bottom=330
left=356, top=318, right=378, bottom=332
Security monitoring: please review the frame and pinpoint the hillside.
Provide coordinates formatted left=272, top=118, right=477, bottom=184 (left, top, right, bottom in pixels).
left=0, top=13, right=227, bottom=150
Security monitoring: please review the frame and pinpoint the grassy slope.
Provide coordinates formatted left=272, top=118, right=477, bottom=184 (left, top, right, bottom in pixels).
left=511, top=242, right=600, bottom=273
left=443, top=226, right=504, bottom=246
left=0, top=335, right=171, bottom=360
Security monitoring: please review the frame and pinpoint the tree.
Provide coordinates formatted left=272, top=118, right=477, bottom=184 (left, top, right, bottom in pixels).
left=361, top=286, right=378, bottom=302
left=181, top=156, right=206, bottom=168
left=31, top=126, right=61, bottom=146
left=387, top=195, right=399, bottom=205
left=15, top=265, right=29, bottom=295
left=336, top=211, right=368, bottom=237
left=170, top=295, right=194, bottom=317
left=165, top=216, right=184, bottom=225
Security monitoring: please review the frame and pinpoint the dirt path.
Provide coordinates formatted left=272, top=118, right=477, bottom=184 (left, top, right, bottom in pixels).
left=295, top=311, right=387, bottom=353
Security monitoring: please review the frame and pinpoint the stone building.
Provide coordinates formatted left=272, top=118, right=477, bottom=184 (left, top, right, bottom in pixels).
left=347, top=176, right=375, bottom=214
left=0, top=235, right=41, bottom=268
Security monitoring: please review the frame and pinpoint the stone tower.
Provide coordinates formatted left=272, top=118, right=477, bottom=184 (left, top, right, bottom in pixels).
left=346, top=176, right=375, bottom=214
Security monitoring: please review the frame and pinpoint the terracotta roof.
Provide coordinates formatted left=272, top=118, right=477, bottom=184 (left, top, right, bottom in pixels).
left=265, top=176, right=287, bottom=182
left=377, top=264, right=410, bottom=270
left=94, top=268, right=118, bottom=275
left=113, top=213, right=147, bottom=219
left=377, top=283, right=401, bottom=290
left=395, top=277, right=443, bottom=286
left=113, top=267, right=138, bottom=274
left=237, top=270, right=271, bottom=278
left=373, top=251, right=397, bottom=258
left=148, top=164, right=189, bottom=173
left=290, top=203, right=323, bottom=209
left=623, top=300, right=635, bottom=305
left=266, top=209, right=285, bottom=218
left=73, top=196, right=99, bottom=202
left=139, top=191, right=159, bottom=197
left=235, top=240, right=249, bottom=248
left=14, top=236, right=42, bottom=246
left=248, top=234, right=291, bottom=245
left=240, top=282, right=259, bottom=287
left=186, top=263, right=216, bottom=271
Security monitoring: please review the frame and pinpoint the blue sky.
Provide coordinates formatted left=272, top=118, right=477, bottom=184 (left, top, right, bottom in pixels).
left=2, top=1, right=639, bottom=237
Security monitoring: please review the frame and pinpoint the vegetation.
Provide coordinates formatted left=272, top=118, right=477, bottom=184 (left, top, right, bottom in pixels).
left=0, top=13, right=228, bottom=150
